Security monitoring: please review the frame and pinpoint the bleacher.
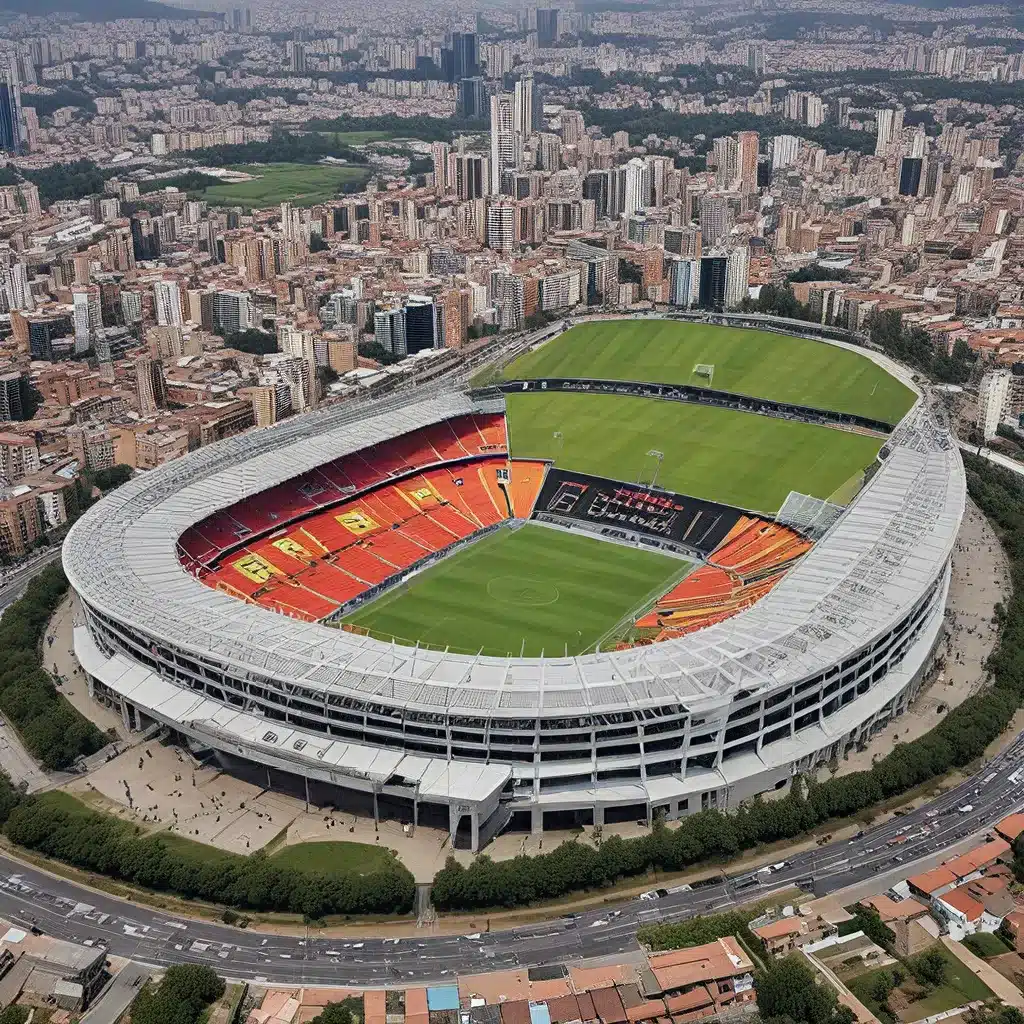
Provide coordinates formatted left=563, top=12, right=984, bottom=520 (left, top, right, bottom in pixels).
left=177, top=414, right=510, bottom=573
left=199, top=453, right=518, bottom=621
left=630, top=518, right=813, bottom=643
left=505, top=460, right=549, bottom=518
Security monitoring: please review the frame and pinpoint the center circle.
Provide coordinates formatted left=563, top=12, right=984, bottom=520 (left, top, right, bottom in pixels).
left=486, top=576, right=560, bottom=607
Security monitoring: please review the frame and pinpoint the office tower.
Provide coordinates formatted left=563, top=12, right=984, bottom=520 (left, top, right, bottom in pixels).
left=453, top=153, right=487, bottom=200
left=875, top=107, right=904, bottom=157
left=899, top=157, right=924, bottom=197
left=712, top=136, right=738, bottom=190
left=374, top=307, right=405, bottom=356
left=154, top=280, right=184, bottom=326
left=404, top=296, right=440, bottom=354
left=452, top=32, right=478, bottom=79
left=135, top=355, right=167, bottom=415
left=0, top=67, right=23, bottom=154
left=698, top=255, right=728, bottom=310
left=699, top=194, right=731, bottom=245
left=27, top=312, right=74, bottom=361
left=486, top=202, right=515, bottom=252
left=212, top=290, right=254, bottom=335
left=747, top=44, right=765, bottom=76
left=771, top=134, right=801, bottom=170
left=536, top=8, right=559, bottom=46
left=583, top=169, right=610, bottom=217
left=623, top=157, right=649, bottom=215
left=667, top=257, right=699, bottom=308
left=0, top=372, right=25, bottom=421
left=458, top=76, right=488, bottom=120
left=287, top=41, right=306, bottom=73
left=489, top=92, right=517, bottom=195
left=0, top=262, right=32, bottom=312
left=738, top=131, right=759, bottom=193
left=130, top=213, right=161, bottom=261
left=72, top=285, right=100, bottom=354
left=514, top=72, right=539, bottom=140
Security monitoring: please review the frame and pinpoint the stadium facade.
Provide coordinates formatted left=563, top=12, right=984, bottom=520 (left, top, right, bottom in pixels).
left=63, top=318, right=964, bottom=852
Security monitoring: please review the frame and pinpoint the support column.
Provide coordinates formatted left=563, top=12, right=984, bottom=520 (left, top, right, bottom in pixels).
left=470, top=811, right=480, bottom=853
left=594, top=804, right=605, bottom=826
left=448, top=804, right=460, bottom=846
left=131, top=705, right=141, bottom=731
left=86, top=673, right=95, bottom=699
left=119, top=697, right=130, bottom=732
left=373, top=787, right=379, bottom=827
left=531, top=806, right=543, bottom=834
left=413, top=798, right=418, bottom=828
left=304, top=775, right=310, bottom=813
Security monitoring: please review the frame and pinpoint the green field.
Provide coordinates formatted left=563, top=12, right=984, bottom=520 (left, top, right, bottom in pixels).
left=506, top=392, right=882, bottom=513
left=321, top=130, right=396, bottom=145
left=272, top=841, right=398, bottom=875
left=502, top=320, right=915, bottom=425
left=343, top=524, right=687, bottom=656
left=199, top=163, right=372, bottom=208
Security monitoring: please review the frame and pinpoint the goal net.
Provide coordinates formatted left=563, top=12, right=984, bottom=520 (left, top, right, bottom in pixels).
left=693, top=363, right=715, bottom=385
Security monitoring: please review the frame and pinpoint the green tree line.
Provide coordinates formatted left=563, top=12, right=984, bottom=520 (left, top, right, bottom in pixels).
left=0, top=563, right=106, bottom=770
left=0, top=781, right=415, bottom=917
left=431, top=454, right=1024, bottom=910
left=131, top=964, right=224, bottom=1024
left=186, top=129, right=368, bottom=168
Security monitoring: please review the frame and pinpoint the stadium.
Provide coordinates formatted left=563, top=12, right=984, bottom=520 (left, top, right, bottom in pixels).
left=63, top=314, right=965, bottom=853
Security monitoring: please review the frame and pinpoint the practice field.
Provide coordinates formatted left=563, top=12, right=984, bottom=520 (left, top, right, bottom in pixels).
left=343, top=525, right=686, bottom=657
left=502, top=320, right=916, bottom=425
left=505, top=392, right=883, bottom=513
left=199, top=163, right=372, bottom=208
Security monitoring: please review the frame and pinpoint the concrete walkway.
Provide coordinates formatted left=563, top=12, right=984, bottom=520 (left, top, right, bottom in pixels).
left=942, top=936, right=1024, bottom=1008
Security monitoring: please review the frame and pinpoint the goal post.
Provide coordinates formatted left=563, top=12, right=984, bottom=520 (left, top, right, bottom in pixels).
left=692, top=363, right=715, bottom=385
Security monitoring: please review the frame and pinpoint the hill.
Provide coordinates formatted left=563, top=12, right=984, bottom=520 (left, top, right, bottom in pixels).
left=0, top=0, right=212, bottom=18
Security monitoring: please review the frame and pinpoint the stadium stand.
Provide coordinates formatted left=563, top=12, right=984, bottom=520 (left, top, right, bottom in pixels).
left=177, top=414, right=509, bottom=572
left=505, top=460, right=549, bottom=518
left=631, top=519, right=812, bottom=642
left=197, top=450, right=519, bottom=620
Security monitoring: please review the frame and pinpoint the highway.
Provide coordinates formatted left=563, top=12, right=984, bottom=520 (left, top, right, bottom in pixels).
left=0, top=729, right=1019, bottom=986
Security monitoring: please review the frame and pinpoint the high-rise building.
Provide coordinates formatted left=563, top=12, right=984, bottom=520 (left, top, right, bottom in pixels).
left=899, top=157, right=924, bottom=197
left=747, top=44, right=765, bottom=76
left=0, top=66, right=23, bottom=154
left=154, top=280, right=184, bottom=326
left=875, top=107, right=904, bottom=157
left=667, top=257, right=699, bottom=308
left=725, top=247, right=750, bottom=308
left=489, top=92, right=517, bottom=195
left=135, top=355, right=167, bottom=415
left=486, top=202, right=515, bottom=252
left=0, top=372, right=26, bottom=422
left=287, top=40, right=306, bottom=73
left=453, top=153, right=487, bottom=200
left=977, top=370, right=1012, bottom=439
left=536, top=8, right=559, bottom=46
left=699, top=194, right=732, bottom=245
left=404, top=296, right=441, bottom=355
left=212, top=290, right=254, bottom=336
left=835, top=97, right=851, bottom=128
left=514, top=72, right=539, bottom=140
left=72, top=285, right=100, bottom=354
left=737, top=131, right=759, bottom=193
left=623, top=157, right=649, bottom=215
left=374, top=307, right=406, bottom=356
left=771, top=134, right=801, bottom=170
left=698, top=255, right=728, bottom=310
left=712, top=136, right=738, bottom=190
left=458, top=76, right=488, bottom=120
left=452, top=32, right=478, bottom=79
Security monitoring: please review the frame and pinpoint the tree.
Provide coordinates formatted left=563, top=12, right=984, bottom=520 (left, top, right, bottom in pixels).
left=312, top=1004, right=356, bottom=1024
left=909, top=946, right=947, bottom=987
left=755, top=956, right=856, bottom=1024
left=222, top=329, right=278, bottom=355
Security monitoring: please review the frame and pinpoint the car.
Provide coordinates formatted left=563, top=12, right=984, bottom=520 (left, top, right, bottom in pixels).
left=958, top=804, right=974, bottom=814
left=638, top=890, right=659, bottom=901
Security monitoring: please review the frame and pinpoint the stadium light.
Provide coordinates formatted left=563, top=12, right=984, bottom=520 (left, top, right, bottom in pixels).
left=646, top=449, right=665, bottom=489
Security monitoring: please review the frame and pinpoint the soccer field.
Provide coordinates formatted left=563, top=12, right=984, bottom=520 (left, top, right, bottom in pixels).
left=506, top=392, right=883, bottom=513
left=502, top=320, right=915, bottom=425
left=342, top=525, right=687, bottom=657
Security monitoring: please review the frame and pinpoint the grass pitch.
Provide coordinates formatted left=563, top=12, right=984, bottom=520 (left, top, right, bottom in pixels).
left=506, top=392, right=883, bottom=514
left=502, top=320, right=915, bottom=425
left=199, top=163, right=372, bottom=208
left=343, top=524, right=686, bottom=657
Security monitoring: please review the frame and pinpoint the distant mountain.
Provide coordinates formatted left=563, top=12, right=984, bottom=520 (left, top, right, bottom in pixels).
left=0, top=0, right=215, bottom=19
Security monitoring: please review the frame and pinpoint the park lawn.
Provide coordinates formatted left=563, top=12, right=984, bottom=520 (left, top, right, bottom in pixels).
left=505, top=392, right=882, bottom=514
left=199, top=163, right=371, bottom=208
left=272, top=841, right=398, bottom=875
left=322, top=130, right=395, bottom=144
left=343, top=524, right=686, bottom=657
left=502, top=319, right=916, bottom=425
left=963, top=931, right=1014, bottom=958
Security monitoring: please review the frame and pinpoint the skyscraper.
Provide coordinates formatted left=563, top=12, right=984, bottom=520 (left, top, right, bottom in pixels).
left=0, top=67, right=23, bottom=155
left=489, top=91, right=517, bottom=196
left=514, top=72, right=539, bottom=140
left=698, top=255, right=728, bottom=310
left=458, top=76, right=488, bottom=120
left=747, top=44, right=765, bottom=76
left=712, top=136, right=738, bottom=190
left=737, top=131, right=759, bottom=193
left=452, top=32, right=478, bottom=80
left=875, top=107, right=904, bottom=157
left=154, top=280, right=184, bottom=326
left=699, top=194, right=732, bottom=245
left=536, top=8, right=559, bottom=46
left=623, top=157, right=649, bottom=215
left=899, top=157, right=924, bottom=197
left=135, top=356, right=167, bottom=415
left=667, top=257, right=699, bottom=308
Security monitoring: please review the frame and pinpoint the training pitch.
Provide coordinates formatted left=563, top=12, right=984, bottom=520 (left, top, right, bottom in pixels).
left=502, top=320, right=916, bottom=425
left=342, top=524, right=687, bottom=657
left=505, top=392, right=883, bottom=513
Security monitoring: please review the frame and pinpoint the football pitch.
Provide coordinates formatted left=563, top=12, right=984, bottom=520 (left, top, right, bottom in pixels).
left=502, top=320, right=916, bottom=425
left=505, top=392, right=883, bottom=513
left=342, top=525, right=687, bottom=657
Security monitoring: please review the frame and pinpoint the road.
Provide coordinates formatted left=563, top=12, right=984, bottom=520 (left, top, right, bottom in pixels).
left=0, top=548, right=62, bottom=615
left=0, top=730, right=1019, bottom=986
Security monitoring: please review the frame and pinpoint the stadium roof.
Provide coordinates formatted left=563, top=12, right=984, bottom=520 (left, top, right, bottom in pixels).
left=63, top=379, right=964, bottom=719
